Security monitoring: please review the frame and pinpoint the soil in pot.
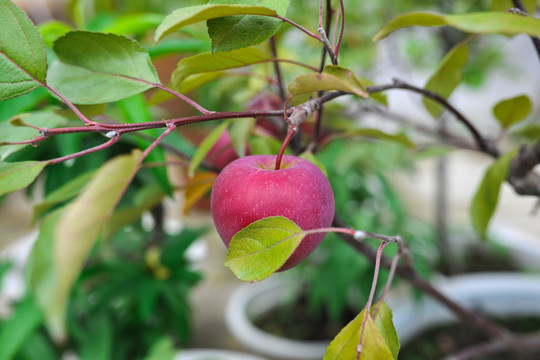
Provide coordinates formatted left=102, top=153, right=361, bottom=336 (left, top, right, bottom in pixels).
left=399, top=316, right=540, bottom=360
left=438, top=241, right=522, bottom=276
left=251, top=294, right=358, bottom=341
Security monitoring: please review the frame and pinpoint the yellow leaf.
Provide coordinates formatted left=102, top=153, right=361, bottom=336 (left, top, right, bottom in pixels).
left=182, top=172, right=217, bottom=215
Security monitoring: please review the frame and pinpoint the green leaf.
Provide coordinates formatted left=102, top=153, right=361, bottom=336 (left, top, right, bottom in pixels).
left=178, top=72, right=225, bottom=93
left=324, top=303, right=397, bottom=360
left=100, top=13, right=165, bottom=36
left=224, top=216, right=305, bottom=282
left=423, top=41, right=469, bottom=118
left=32, top=170, right=95, bottom=222
left=248, top=135, right=284, bottom=155
left=117, top=94, right=172, bottom=195
left=16, top=331, right=57, bottom=360
left=0, top=296, right=42, bottom=360
left=493, top=94, right=533, bottom=129
left=0, top=161, right=46, bottom=196
left=143, top=336, right=176, bottom=360
left=78, top=315, right=113, bottom=360
left=0, top=0, right=47, bottom=99
left=171, top=47, right=271, bottom=90
left=47, top=31, right=159, bottom=104
left=28, top=151, right=142, bottom=343
left=38, top=20, right=73, bottom=48
left=188, top=120, right=230, bottom=177
left=373, top=12, right=447, bottom=41
left=288, top=65, right=368, bottom=97
left=207, top=0, right=290, bottom=52
left=491, top=0, right=539, bottom=15
left=300, top=150, right=328, bottom=177
left=0, top=84, right=49, bottom=122
left=103, top=184, right=165, bottom=240
left=0, top=111, right=66, bottom=160
left=146, top=38, right=211, bottom=59
left=373, top=12, right=540, bottom=41
left=509, top=123, right=540, bottom=142
left=161, top=227, right=208, bottom=267
left=471, top=149, right=518, bottom=239
left=229, top=118, right=255, bottom=157
left=155, top=4, right=280, bottom=44
left=333, top=129, right=416, bottom=150
left=373, top=302, right=400, bottom=359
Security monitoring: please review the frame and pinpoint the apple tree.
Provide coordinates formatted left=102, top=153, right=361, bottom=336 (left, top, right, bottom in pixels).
left=1, top=0, right=540, bottom=358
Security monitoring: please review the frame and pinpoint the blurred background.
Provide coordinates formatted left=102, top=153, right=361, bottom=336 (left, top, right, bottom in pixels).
left=1, top=0, right=539, bottom=359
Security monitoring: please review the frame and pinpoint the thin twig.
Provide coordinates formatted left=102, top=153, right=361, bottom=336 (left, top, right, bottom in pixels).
left=318, top=0, right=324, bottom=28
left=312, top=0, right=335, bottom=153
left=335, top=0, right=345, bottom=58
left=317, top=27, right=338, bottom=65
left=332, top=215, right=515, bottom=345
left=46, top=134, right=120, bottom=165
left=366, top=79, right=500, bottom=157
left=276, top=15, right=322, bottom=42
left=269, top=37, right=286, bottom=103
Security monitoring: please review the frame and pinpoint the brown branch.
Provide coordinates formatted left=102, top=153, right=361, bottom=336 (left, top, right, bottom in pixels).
left=269, top=37, right=286, bottom=103
left=511, top=0, right=540, bottom=62
left=508, top=139, right=540, bottom=196
left=332, top=216, right=515, bottom=345
left=445, top=332, right=540, bottom=360
left=366, top=79, right=500, bottom=157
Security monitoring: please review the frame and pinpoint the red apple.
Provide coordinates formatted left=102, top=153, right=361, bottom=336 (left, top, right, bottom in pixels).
left=210, top=154, right=335, bottom=271
left=206, top=131, right=240, bottom=170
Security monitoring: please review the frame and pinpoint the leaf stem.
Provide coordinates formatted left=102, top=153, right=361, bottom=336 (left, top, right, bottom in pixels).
left=46, top=134, right=120, bottom=165
left=45, top=84, right=96, bottom=126
left=276, top=15, right=323, bottom=42
left=358, top=241, right=388, bottom=358
left=152, top=83, right=213, bottom=114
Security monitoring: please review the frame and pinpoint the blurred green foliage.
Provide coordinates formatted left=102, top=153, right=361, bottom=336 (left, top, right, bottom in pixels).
left=0, top=224, right=204, bottom=360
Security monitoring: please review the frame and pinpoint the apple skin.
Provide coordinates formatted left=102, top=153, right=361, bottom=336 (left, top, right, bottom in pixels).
left=210, top=154, right=335, bottom=271
left=206, top=131, right=240, bottom=170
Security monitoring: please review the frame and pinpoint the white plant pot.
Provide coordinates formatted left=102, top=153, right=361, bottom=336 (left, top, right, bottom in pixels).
left=226, top=280, right=329, bottom=360
left=226, top=273, right=540, bottom=359
left=175, top=348, right=269, bottom=360
left=387, top=272, right=540, bottom=345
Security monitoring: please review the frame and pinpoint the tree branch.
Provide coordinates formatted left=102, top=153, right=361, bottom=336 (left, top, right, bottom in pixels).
left=332, top=216, right=515, bottom=345
left=511, top=0, right=540, bottom=62
left=508, top=139, right=540, bottom=196
left=366, top=79, right=500, bottom=157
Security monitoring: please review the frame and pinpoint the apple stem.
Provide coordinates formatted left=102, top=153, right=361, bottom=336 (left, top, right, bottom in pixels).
left=275, top=126, right=297, bottom=170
